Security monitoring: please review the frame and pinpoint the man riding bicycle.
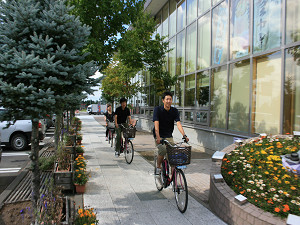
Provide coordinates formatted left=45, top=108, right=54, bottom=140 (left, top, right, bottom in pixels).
left=114, top=97, right=133, bottom=157
left=153, top=91, right=189, bottom=175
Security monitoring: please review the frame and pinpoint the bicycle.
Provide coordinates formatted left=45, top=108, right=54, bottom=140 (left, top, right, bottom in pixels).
left=115, top=121, right=137, bottom=164
left=106, top=120, right=115, bottom=148
left=154, top=139, right=191, bottom=213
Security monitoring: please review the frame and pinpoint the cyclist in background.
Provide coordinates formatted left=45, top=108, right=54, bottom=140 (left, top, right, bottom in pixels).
left=153, top=91, right=189, bottom=174
left=104, top=103, right=114, bottom=141
left=114, top=97, right=132, bottom=157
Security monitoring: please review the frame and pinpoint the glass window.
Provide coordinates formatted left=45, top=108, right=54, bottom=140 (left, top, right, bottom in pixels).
left=185, top=111, right=194, bottom=122
left=286, top=0, right=300, bottom=44
left=198, top=0, right=211, bottom=16
left=252, top=52, right=281, bottom=134
left=212, top=0, right=220, bottom=6
left=162, top=3, right=169, bottom=37
left=212, top=1, right=228, bottom=65
left=144, top=86, right=150, bottom=106
left=196, top=111, right=208, bottom=123
left=196, top=70, right=210, bottom=107
left=228, top=60, right=250, bottom=132
left=168, top=37, right=176, bottom=77
left=186, top=22, right=197, bottom=73
left=187, top=0, right=197, bottom=25
left=230, top=0, right=250, bottom=59
left=176, top=77, right=185, bottom=107
left=155, top=10, right=162, bottom=37
left=169, top=0, right=177, bottom=37
left=253, top=0, right=281, bottom=53
left=197, top=13, right=211, bottom=70
left=150, top=86, right=155, bottom=106
left=176, top=30, right=185, bottom=75
left=185, top=74, right=196, bottom=106
left=177, top=0, right=186, bottom=32
left=210, top=66, right=227, bottom=129
left=284, top=46, right=300, bottom=133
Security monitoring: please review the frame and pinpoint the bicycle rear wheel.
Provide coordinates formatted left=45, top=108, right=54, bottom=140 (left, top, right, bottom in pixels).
left=124, top=140, right=134, bottom=164
left=154, top=155, right=163, bottom=191
left=108, top=129, right=112, bottom=144
left=173, top=169, right=188, bottom=213
left=110, top=131, right=115, bottom=147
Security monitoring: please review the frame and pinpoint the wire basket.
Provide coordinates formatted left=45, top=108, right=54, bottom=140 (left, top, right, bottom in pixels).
left=123, top=126, right=136, bottom=138
left=107, top=122, right=115, bottom=129
left=167, top=145, right=191, bottom=166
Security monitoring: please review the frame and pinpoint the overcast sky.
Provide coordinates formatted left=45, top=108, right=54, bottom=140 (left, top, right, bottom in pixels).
left=86, top=71, right=102, bottom=101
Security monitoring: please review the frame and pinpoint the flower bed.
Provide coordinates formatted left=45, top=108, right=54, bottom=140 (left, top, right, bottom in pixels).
left=221, top=135, right=300, bottom=218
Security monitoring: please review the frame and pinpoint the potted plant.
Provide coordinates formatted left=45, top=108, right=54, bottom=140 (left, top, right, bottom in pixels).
left=74, top=207, right=98, bottom=225
left=75, top=145, right=85, bottom=156
left=76, top=134, right=82, bottom=145
left=74, top=168, right=89, bottom=193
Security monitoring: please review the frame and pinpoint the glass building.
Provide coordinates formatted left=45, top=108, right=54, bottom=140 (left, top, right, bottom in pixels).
left=132, top=0, right=300, bottom=151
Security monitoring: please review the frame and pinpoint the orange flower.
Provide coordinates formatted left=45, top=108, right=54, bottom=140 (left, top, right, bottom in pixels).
left=228, top=171, right=233, bottom=175
left=283, top=204, right=290, bottom=212
left=274, top=207, right=280, bottom=212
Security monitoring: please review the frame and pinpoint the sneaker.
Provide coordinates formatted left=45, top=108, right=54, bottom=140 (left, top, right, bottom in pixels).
left=105, top=137, right=108, bottom=141
left=155, top=167, right=161, bottom=176
left=115, top=151, right=120, bottom=157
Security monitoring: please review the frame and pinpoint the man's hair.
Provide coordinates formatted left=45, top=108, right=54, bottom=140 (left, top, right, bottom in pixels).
left=119, top=97, right=127, bottom=104
left=162, top=91, right=173, bottom=100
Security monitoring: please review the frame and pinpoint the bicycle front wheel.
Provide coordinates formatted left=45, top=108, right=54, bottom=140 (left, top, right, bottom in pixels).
left=154, top=155, right=163, bottom=191
left=111, top=132, right=114, bottom=148
left=173, top=169, right=188, bottom=213
left=124, top=140, right=134, bottom=164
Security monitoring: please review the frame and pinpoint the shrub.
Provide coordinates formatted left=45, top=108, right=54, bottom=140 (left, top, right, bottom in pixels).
left=74, top=207, right=98, bottom=225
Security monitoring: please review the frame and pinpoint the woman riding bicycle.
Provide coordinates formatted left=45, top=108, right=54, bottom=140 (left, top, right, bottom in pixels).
left=153, top=91, right=189, bottom=175
left=104, top=103, right=115, bottom=141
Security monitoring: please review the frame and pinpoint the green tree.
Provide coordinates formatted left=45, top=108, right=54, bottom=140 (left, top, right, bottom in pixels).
left=66, top=0, right=144, bottom=70
left=101, top=52, right=140, bottom=106
left=0, top=0, right=97, bottom=219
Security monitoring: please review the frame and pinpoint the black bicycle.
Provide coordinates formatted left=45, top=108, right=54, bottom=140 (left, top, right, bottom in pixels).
left=115, top=122, right=137, bottom=164
left=106, top=120, right=115, bottom=148
left=154, top=139, right=191, bottom=213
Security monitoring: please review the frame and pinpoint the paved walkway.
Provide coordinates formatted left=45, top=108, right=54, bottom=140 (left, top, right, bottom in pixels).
left=79, top=115, right=226, bottom=225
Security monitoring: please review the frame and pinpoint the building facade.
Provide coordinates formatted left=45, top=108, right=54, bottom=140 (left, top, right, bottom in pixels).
left=131, top=0, right=300, bottom=152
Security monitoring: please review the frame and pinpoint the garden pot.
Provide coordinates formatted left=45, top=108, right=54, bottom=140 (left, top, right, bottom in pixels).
left=75, top=184, right=86, bottom=194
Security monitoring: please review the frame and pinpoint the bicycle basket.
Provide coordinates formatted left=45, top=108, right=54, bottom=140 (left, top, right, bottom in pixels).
left=167, top=145, right=191, bottom=166
left=107, top=122, right=115, bottom=129
left=123, top=126, right=136, bottom=138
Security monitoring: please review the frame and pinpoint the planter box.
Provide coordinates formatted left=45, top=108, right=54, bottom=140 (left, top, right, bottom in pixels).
left=54, top=161, right=74, bottom=192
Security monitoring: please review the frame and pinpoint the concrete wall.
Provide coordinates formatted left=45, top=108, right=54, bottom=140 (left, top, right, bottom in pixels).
left=134, top=115, right=242, bottom=154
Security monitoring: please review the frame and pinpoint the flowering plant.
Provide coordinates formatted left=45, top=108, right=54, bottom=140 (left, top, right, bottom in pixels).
left=74, top=167, right=89, bottom=185
left=76, top=145, right=85, bottom=153
left=74, top=155, right=87, bottom=169
left=222, top=135, right=300, bottom=218
left=74, top=207, right=98, bottom=225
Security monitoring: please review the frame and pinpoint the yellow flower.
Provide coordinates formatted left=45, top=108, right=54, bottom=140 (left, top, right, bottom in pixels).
left=285, top=181, right=290, bottom=184
left=265, top=171, right=269, bottom=175
left=78, top=209, right=83, bottom=214
left=291, top=186, right=296, bottom=190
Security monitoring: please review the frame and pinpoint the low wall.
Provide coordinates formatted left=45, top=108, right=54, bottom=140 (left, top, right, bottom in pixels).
left=209, top=144, right=286, bottom=225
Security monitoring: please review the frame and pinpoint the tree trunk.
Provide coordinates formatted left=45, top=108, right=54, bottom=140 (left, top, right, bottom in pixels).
left=54, top=113, right=62, bottom=149
left=66, top=111, right=69, bottom=134
left=30, top=119, right=40, bottom=222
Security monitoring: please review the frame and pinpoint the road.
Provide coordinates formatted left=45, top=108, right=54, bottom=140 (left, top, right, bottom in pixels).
left=0, top=127, right=54, bottom=195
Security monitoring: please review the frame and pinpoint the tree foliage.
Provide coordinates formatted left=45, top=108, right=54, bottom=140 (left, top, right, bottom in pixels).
left=66, top=0, right=144, bottom=70
left=119, top=11, right=177, bottom=98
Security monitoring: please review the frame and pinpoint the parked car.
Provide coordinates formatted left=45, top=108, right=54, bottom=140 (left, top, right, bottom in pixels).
left=0, top=108, right=46, bottom=151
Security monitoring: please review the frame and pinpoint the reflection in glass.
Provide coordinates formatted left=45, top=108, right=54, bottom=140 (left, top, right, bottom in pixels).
left=177, top=0, right=186, bottom=32
left=187, top=0, right=197, bottom=25
left=150, top=86, right=155, bottom=106
left=212, top=1, right=228, bottom=65
left=185, top=74, right=196, bottom=106
left=253, top=0, right=281, bottom=53
left=176, top=77, right=184, bottom=107
left=228, top=60, right=250, bottom=132
left=186, top=22, right=197, bottom=73
left=286, top=0, right=300, bottom=44
left=198, top=0, right=211, bottom=16
left=196, top=71, right=210, bottom=107
left=168, top=37, right=176, bottom=77
left=196, top=111, right=208, bottom=123
left=197, top=13, right=211, bottom=70
left=156, top=10, right=162, bottom=37
left=176, top=31, right=185, bottom=75
left=252, top=52, right=281, bottom=134
left=185, top=111, right=194, bottom=122
left=162, top=3, right=169, bottom=37
left=210, top=66, right=227, bottom=129
left=169, top=0, right=177, bottom=37
left=144, top=86, right=150, bottom=106
left=284, top=46, right=300, bottom=133
left=212, top=0, right=220, bottom=6
left=230, top=0, right=250, bottom=59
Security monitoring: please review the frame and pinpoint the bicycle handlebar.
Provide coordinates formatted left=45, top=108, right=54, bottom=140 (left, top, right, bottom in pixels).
left=160, top=137, right=189, bottom=147
left=119, top=120, right=138, bottom=129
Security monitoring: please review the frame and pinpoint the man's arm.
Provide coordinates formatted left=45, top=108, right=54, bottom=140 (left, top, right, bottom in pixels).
left=154, top=121, right=160, bottom=144
left=176, top=121, right=189, bottom=142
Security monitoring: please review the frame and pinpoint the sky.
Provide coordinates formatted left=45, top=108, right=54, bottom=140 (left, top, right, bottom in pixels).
left=86, top=71, right=102, bottom=101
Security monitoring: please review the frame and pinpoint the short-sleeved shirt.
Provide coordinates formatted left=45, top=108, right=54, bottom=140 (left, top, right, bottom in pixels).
left=115, top=106, right=130, bottom=124
left=104, top=111, right=114, bottom=122
left=153, top=106, right=180, bottom=138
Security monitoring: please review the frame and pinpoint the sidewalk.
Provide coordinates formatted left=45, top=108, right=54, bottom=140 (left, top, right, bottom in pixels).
left=79, top=115, right=226, bottom=225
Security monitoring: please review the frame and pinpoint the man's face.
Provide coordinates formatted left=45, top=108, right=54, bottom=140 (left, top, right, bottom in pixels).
left=121, top=101, right=127, bottom=108
left=162, top=95, right=172, bottom=108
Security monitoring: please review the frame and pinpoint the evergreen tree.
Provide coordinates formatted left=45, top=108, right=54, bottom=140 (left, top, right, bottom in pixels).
left=0, top=0, right=97, bottom=219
